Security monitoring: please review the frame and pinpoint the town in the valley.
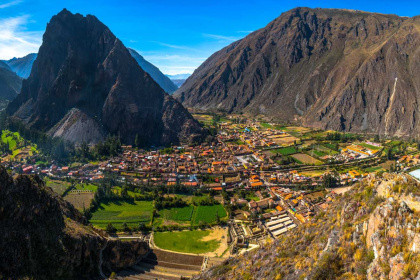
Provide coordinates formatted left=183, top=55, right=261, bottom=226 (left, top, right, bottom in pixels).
left=2, top=113, right=419, bottom=278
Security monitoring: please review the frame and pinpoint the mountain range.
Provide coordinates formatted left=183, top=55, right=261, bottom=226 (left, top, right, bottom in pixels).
left=128, top=48, right=178, bottom=93
left=174, top=7, right=420, bottom=138
left=0, top=61, right=22, bottom=102
left=6, top=9, right=206, bottom=145
left=1, top=51, right=179, bottom=94
left=166, top=74, right=191, bottom=88
left=2, top=53, right=38, bottom=79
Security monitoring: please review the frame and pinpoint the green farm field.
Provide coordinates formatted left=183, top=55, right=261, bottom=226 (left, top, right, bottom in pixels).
left=154, top=230, right=220, bottom=254
left=159, top=206, right=194, bottom=221
left=74, top=183, right=98, bottom=192
left=45, top=179, right=72, bottom=196
left=269, top=146, right=298, bottom=156
left=90, top=200, right=153, bottom=229
left=193, top=204, right=227, bottom=225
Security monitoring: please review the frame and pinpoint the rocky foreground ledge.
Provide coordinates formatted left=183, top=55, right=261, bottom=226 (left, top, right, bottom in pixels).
left=195, top=173, right=420, bottom=280
left=0, top=166, right=149, bottom=280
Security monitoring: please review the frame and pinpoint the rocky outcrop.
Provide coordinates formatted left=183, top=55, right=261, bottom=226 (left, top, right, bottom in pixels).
left=128, top=48, right=178, bottom=94
left=175, top=7, right=420, bottom=138
left=7, top=9, right=206, bottom=146
left=195, top=173, right=419, bottom=280
left=48, top=108, right=106, bottom=144
left=0, top=166, right=149, bottom=279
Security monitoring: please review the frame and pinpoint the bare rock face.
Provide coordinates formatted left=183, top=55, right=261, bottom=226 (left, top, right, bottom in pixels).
left=48, top=108, right=106, bottom=143
left=174, top=7, right=420, bottom=137
left=0, top=166, right=149, bottom=279
left=7, top=9, right=206, bottom=145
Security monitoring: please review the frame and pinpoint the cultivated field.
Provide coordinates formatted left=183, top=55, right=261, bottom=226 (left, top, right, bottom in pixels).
left=64, top=192, right=95, bottom=210
left=193, top=205, right=227, bottom=225
left=292, top=153, right=323, bottom=165
left=45, top=179, right=72, bottom=195
left=268, top=134, right=299, bottom=146
left=269, top=146, right=298, bottom=156
left=74, top=183, right=98, bottom=192
left=90, top=200, right=154, bottom=229
left=159, top=206, right=194, bottom=221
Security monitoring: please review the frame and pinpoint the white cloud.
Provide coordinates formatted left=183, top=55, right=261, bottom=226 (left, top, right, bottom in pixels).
left=0, top=15, right=42, bottom=60
left=0, top=0, right=23, bottom=9
left=151, top=41, right=196, bottom=51
left=203, top=33, right=239, bottom=42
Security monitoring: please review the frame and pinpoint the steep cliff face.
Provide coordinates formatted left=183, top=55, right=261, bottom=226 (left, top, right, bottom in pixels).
left=7, top=9, right=206, bottom=145
left=128, top=48, right=178, bottom=94
left=175, top=8, right=420, bottom=137
left=197, top=173, right=419, bottom=280
left=0, top=166, right=149, bottom=280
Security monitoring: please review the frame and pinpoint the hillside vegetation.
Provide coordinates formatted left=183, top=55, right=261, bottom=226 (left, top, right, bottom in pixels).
left=197, top=173, right=419, bottom=280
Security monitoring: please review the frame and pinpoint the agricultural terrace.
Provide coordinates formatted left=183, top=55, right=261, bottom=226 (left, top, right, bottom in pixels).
left=90, top=200, right=154, bottom=230
left=193, top=204, right=227, bottom=225
left=45, top=179, right=72, bottom=196
left=64, top=192, right=95, bottom=211
left=0, top=130, right=38, bottom=159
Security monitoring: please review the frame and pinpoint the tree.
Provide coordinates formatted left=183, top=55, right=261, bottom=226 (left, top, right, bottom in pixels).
left=138, top=222, right=147, bottom=233
left=387, top=148, right=394, bottom=160
left=134, top=133, right=140, bottom=148
left=323, top=174, right=339, bottom=189
left=106, top=223, right=117, bottom=234
left=122, top=222, right=131, bottom=233
left=311, top=252, right=343, bottom=280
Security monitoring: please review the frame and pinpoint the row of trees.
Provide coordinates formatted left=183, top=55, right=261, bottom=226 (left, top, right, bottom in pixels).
left=0, top=113, right=123, bottom=163
left=154, top=196, right=188, bottom=210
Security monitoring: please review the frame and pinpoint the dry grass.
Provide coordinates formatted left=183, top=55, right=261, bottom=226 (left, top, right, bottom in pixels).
left=292, top=153, right=323, bottom=165
left=64, top=192, right=95, bottom=210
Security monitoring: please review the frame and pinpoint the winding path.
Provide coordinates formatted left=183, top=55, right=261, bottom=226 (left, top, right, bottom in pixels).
left=98, top=240, right=108, bottom=279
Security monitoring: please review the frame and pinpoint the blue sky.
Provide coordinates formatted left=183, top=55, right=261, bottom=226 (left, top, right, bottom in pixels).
left=0, top=0, right=418, bottom=75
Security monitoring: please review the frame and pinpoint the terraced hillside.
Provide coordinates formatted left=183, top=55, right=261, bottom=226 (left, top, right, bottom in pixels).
left=117, top=248, right=204, bottom=280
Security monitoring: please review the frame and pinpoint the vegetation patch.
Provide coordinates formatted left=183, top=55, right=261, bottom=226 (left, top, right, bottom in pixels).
left=154, top=230, right=220, bottom=254
left=292, top=153, right=323, bottom=165
left=159, top=206, right=194, bottom=221
left=45, top=179, right=72, bottom=196
left=193, top=204, right=227, bottom=225
left=270, top=146, right=298, bottom=156
left=90, top=200, right=153, bottom=229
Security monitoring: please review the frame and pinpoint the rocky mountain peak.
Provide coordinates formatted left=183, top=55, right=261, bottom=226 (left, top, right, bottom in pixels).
left=7, top=9, right=206, bottom=146
left=175, top=7, right=419, bottom=138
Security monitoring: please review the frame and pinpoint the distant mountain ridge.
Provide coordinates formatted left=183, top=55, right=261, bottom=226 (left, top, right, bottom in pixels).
left=2, top=51, right=179, bottom=94
left=0, top=61, right=22, bottom=102
left=128, top=48, right=178, bottom=94
left=7, top=9, right=206, bottom=146
left=167, top=74, right=191, bottom=88
left=2, top=53, right=37, bottom=79
left=175, top=7, right=420, bottom=138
